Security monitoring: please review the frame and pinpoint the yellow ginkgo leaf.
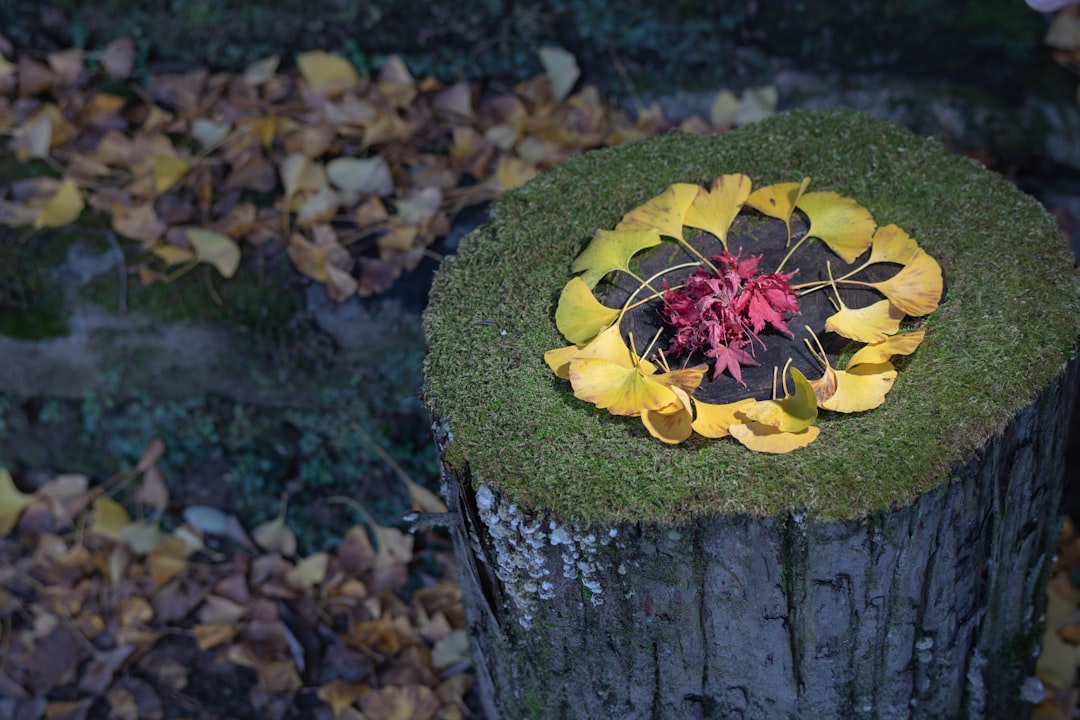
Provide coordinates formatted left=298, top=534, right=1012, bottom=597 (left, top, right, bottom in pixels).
left=11, top=110, right=53, bottom=161
left=797, top=191, right=876, bottom=263
left=815, top=362, right=897, bottom=413
left=555, top=277, right=620, bottom=344
left=847, top=329, right=926, bottom=367
left=494, top=155, right=538, bottom=191
left=642, top=403, right=693, bottom=444
left=571, top=228, right=662, bottom=289
left=691, top=398, right=754, bottom=438
left=538, top=46, right=580, bottom=102
left=574, top=323, right=634, bottom=367
left=112, top=202, right=166, bottom=245
left=824, top=298, right=905, bottom=343
left=746, top=177, right=811, bottom=244
left=0, top=469, right=34, bottom=536
left=285, top=552, right=329, bottom=590
left=122, top=521, right=167, bottom=555
left=33, top=178, right=83, bottom=229
left=615, top=183, right=699, bottom=240
left=297, top=50, right=359, bottom=96
left=866, top=248, right=943, bottom=316
left=326, top=157, right=394, bottom=196
left=280, top=153, right=327, bottom=200
left=867, top=224, right=919, bottom=266
left=253, top=506, right=297, bottom=557
left=653, top=364, right=709, bottom=395
left=242, top=55, right=280, bottom=86
left=324, top=262, right=358, bottom=303
left=728, top=422, right=820, bottom=454
left=153, top=245, right=195, bottom=266
left=288, top=227, right=351, bottom=283
left=153, top=153, right=191, bottom=194
left=739, top=367, right=817, bottom=432
left=187, top=229, right=241, bottom=278
left=682, top=174, right=752, bottom=250
left=569, top=359, right=678, bottom=416
left=90, top=497, right=132, bottom=541
left=544, top=344, right=581, bottom=379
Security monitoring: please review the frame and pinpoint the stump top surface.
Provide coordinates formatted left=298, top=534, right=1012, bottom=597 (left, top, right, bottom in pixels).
left=423, top=109, right=1080, bottom=523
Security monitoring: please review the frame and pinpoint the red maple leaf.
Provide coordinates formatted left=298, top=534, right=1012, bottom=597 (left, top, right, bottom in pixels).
left=706, top=341, right=759, bottom=385
left=661, top=251, right=798, bottom=384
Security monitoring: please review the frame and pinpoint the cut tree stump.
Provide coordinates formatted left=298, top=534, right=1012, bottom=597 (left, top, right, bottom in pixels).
left=422, top=110, right=1080, bottom=719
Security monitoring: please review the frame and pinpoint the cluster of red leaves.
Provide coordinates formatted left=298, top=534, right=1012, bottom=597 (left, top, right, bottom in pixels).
left=662, top=251, right=798, bottom=385
left=0, top=440, right=470, bottom=720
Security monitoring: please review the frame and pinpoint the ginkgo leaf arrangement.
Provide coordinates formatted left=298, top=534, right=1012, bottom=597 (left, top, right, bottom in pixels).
left=545, top=174, right=944, bottom=453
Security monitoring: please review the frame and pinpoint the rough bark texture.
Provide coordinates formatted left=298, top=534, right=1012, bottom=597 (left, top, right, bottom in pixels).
left=437, top=357, right=1077, bottom=720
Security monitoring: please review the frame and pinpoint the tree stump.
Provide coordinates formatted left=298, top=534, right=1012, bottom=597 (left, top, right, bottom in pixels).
left=422, top=110, right=1080, bottom=719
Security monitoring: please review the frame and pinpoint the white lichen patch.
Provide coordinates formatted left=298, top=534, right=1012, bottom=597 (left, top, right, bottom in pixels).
left=473, top=482, right=609, bottom=628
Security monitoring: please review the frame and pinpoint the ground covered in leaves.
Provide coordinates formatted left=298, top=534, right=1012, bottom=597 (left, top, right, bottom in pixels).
left=0, top=11, right=1079, bottom=718
left=0, top=439, right=471, bottom=720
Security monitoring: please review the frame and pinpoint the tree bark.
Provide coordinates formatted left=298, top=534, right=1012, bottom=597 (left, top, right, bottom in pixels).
left=437, top=358, right=1078, bottom=720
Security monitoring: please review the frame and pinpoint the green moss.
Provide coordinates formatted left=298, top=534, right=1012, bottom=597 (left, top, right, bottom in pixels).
left=80, top=257, right=310, bottom=360
left=423, top=109, right=1080, bottom=524
left=0, top=224, right=110, bottom=340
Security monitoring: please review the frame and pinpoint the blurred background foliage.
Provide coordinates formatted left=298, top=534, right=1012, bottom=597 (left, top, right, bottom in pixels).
left=0, top=0, right=1046, bottom=94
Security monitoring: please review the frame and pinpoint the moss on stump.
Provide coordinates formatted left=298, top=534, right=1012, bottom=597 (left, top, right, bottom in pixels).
left=425, top=109, right=1080, bottom=719
left=424, top=108, right=1080, bottom=525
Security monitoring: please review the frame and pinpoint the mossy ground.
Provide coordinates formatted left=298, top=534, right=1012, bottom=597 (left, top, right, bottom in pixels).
left=424, top=109, right=1080, bottom=524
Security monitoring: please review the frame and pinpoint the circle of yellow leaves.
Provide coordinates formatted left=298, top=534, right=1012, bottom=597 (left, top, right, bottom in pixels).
left=544, top=174, right=944, bottom=453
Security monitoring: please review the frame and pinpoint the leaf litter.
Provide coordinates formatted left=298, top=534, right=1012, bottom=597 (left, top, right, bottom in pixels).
left=0, top=439, right=469, bottom=720
left=0, top=27, right=1073, bottom=719
left=0, top=34, right=769, bottom=300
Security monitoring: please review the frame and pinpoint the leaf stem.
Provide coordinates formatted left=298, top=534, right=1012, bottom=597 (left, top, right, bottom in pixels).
left=624, top=269, right=660, bottom=297
left=675, top=236, right=721, bottom=273
left=638, top=327, right=666, bottom=366
left=617, top=261, right=702, bottom=322
left=774, top=229, right=809, bottom=273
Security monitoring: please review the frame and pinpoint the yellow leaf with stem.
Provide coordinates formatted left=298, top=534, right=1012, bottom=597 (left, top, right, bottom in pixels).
left=746, top=177, right=810, bottom=244
left=805, top=327, right=898, bottom=412
left=285, top=552, right=329, bottom=590
left=33, top=178, right=83, bottom=229
left=642, top=386, right=693, bottom=444
left=153, top=245, right=194, bottom=266
left=0, top=469, right=34, bottom=536
left=153, top=152, right=191, bottom=194
left=864, top=248, right=943, bottom=316
left=740, top=366, right=817, bottom=432
left=867, top=224, right=919, bottom=266
left=187, top=229, right=241, bottom=278
left=574, top=323, right=634, bottom=367
left=571, top=228, right=661, bottom=289
left=89, top=497, right=132, bottom=540
left=728, top=422, right=820, bottom=454
left=847, top=329, right=926, bottom=367
left=796, top=191, right=876, bottom=263
left=812, top=362, right=897, bottom=413
left=555, top=277, right=619, bottom=344
left=539, top=46, right=580, bottom=101
left=653, top=364, right=709, bottom=394
left=253, top=496, right=297, bottom=557
left=691, top=398, right=755, bottom=438
left=544, top=343, right=580, bottom=379
left=615, top=183, right=700, bottom=240
left=297, top=50, right=359, bottom=96
left=825, top=298, right=905, bottom=343
left=569, top=359, right=678, bottom=416
left=682, top=174, right=752, bottom=250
